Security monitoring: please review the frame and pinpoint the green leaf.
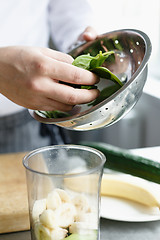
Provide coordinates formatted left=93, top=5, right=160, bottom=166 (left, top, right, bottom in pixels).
left=81, top=85, right=97, bottom=90
left=72, top=50, right=114, bottom=70
left=91, top=67, right=123, bottom=86
left=89, top=50, right=114, bottom=69
left=38, top=51, right=123, bottom=119
left=72, top=51, right=122, bottom=87
left=72, top=54, right=94, bottom=70
left=88, top=84, right=121, bottom=106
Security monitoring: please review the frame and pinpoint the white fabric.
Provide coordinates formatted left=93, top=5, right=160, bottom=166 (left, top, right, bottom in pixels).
left=0, top=0, right=93, bottom=116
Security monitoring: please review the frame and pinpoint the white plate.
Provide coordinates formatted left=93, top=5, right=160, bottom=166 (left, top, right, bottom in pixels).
left=100, top=147, right=160, bottom=222
left=101, top=196, right=160, bottom=222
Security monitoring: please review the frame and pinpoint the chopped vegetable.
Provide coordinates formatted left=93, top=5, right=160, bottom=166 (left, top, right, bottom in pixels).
left=38, top=51, right=123, bottom=119
left=72, top=50, right=123, bottom=86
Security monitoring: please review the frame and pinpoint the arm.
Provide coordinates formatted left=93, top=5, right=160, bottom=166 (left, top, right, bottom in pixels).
left=48, top=0, right=96, bottom=52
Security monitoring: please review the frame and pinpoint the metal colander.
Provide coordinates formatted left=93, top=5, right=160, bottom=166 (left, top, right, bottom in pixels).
left=30, top=29, right=152, bottom=131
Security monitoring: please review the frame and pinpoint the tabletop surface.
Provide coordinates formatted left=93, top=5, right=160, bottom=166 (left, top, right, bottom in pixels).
left=0, top=218, right=160, bottom=240
left=1, top=147, right=160, bottom=239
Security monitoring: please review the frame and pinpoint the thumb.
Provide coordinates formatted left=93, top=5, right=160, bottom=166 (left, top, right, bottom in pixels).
left=79, top=26, right=97, bottom=42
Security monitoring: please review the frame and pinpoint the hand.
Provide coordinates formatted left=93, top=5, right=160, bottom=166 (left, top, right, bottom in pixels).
left=0, top=46, right=99, bottom=111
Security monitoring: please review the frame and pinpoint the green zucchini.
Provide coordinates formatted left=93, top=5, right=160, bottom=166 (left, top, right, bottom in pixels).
left=79, top=141, right=160, bottom=184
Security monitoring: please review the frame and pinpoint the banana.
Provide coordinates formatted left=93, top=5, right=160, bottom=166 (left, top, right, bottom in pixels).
left=46, top=190, right=62, bottom=210
left=69, top=222, right=96, bottom=235
left=55, top=188, right=71, bottom=203
left=72, top=194, right=91, bottom=213
left=33, top=222, right=41, bottom=240
left=55, top=202, right=76, bottom=228
left=101, top=174, right=160, bottom=208
left=50, top=228, right=68, bottom=240
left=32, top=188, right=98, bottom=240
left=32, top=199, right=47, bottom=222
left=75, top=212, right=97, bottom=228
left=34, top=222, right=51, bottom=240
left=34, top=221, right=68, bottom=240
left=39, top=209, right=58, bottom=229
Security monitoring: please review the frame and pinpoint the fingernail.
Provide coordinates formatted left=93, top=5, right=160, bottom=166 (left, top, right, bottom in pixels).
left=84, top=31, right=96, bottom=40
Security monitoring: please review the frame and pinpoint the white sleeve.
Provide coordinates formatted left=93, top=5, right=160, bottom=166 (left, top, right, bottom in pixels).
left=48, top=0, right=94, bottom=52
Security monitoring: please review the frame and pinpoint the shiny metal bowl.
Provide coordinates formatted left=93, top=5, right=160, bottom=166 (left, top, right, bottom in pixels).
left=30, top=29, right=152, bottom=131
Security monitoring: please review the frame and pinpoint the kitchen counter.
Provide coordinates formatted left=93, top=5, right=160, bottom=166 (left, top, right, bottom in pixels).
left=0, top=146, right=160, bottom=239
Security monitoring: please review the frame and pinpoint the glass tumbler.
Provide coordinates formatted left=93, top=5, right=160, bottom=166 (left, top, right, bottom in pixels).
left=23, top=144, right=106, bottom=240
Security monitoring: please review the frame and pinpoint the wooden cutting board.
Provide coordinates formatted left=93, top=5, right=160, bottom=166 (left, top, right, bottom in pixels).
left=0, top=152, right=30, bottom=233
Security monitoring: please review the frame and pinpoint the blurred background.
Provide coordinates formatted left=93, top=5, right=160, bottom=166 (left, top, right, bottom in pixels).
left=68, top=0, right=160, bottom=149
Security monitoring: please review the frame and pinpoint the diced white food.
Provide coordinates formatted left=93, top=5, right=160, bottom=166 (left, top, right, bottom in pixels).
left=50, top=228, right=68, bottom=240
left=39, top=209, right=58, bottom=229
left=72, top=194, right=91, bottom=213
left=32, top=199, right=47, bottom=222
left=55, top=188, right=71, bottom=203
left=75, top=212, right=97, bottom=229
left=69, top=222, right=97, bottom=235
left=46, top=190, right=62, bottom=210
left=55, top=203, right=76, bottom=228
left=34, top=222, right=51, bottom=240
left=34, top=221, right=68, bottom=240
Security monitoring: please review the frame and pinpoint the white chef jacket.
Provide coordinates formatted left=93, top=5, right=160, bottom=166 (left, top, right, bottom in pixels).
left=0, top=0, right=93, bottom=116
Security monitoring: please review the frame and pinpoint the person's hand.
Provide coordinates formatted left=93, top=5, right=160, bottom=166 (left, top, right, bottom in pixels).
left=0, top=46, right=99, bottom=111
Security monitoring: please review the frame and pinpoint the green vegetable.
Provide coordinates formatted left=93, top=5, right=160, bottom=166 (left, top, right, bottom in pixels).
left=91, top=67, right=123, bottom=86
left=88, top=84, right=121, bottom=106
left=72, top=50, right=123, bottom=107
left=72, top=50, right=122, bottom=86
left=72, top=50, right=114, bottom=69
left=72, top=54, right=94, bottom=70
left=39, top=51, right=123, bottom=119
left=79, top=141, right=160, bottom=184
left=63, top=233, right=97, bottom=240
left=80, top=85, right=97, bottom=90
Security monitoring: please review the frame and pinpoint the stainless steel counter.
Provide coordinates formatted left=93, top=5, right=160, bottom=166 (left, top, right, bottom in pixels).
left=1, top=218, right=160, bottom=240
